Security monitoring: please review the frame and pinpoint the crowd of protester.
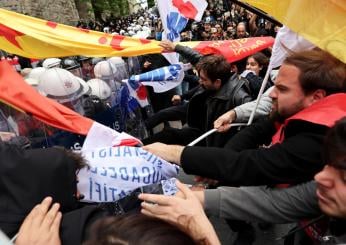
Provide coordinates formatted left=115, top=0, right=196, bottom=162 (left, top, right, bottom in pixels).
left=76, top=0, right=279, bottom=41
left=0, top=0, right=346, bottom=245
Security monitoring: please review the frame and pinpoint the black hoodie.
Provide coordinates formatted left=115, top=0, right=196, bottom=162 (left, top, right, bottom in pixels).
left=0, top=142, right=78, bottom=237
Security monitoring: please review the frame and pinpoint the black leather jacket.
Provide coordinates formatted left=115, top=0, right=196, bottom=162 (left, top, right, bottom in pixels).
left=175, top=45, right=252, bottom=147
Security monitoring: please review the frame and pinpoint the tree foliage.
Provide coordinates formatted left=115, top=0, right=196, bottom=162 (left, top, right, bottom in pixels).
left=76, top=0, right=130, bottom=20
left=147, top=0, right=155, bottom=8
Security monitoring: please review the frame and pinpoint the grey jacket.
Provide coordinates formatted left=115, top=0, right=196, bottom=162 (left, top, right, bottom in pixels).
left=204, top=181, right=320, bottom=223
left=234, top=86, right=273, bottom=123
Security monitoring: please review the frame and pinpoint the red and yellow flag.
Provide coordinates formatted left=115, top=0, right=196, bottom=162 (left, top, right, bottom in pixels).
left=0, top=8, right=160, bottom=58
left=241, top=0, right=346, bottom=63
left=0, top=8, right=274, bottom=61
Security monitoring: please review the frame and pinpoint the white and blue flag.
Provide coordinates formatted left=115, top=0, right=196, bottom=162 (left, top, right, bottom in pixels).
left=123, top=62, right=191, bottom=107
left=157, top=0, right=207, bottom=64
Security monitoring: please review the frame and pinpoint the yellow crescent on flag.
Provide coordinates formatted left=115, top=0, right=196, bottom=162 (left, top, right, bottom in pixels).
left=241, top=0, right=346, bottom=63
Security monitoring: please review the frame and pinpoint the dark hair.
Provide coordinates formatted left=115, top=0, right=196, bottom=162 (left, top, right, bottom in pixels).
left=248, top=52, right=269, bottom=77
left=196, top=55, right=231, bottom=85
left=323, top=117, right=346, bottom=170
left=84, top=213, right=196, bottom=245
left=283, top=50, right=346, bottom=95
left=53, top=146, right=88, bottom=171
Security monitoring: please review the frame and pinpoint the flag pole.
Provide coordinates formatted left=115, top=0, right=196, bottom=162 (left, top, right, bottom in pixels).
left=188, top=123, right=247, bottom=146
left=247, top=65, right=272, bottom=125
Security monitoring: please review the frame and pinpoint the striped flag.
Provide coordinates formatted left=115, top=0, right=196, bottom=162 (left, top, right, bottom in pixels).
left=128, top=63, right=186, bottom=93
left=123, top=62, right=189, bottom=107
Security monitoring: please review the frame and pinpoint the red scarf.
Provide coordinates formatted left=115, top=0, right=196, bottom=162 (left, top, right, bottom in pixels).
left=272, top=93, right=346, bottom=144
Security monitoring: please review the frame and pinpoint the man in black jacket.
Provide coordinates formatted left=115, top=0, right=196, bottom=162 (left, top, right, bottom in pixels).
left=143, top=49, right=346, bottom=186
left=142, top=41, right=251, bottom=147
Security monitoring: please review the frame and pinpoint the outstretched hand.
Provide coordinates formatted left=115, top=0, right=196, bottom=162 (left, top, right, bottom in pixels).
left=16, top=197, right=62, bottom=245
left=139, top=180, right=220, bottom=245
left=143, top=142, right=184, bottom=165
left=214, top=110, right=236, bottom=132
left=159, top=40, right=176, bottom=52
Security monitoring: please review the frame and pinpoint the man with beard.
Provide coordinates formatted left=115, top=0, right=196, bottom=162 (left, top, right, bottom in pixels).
left=143, top=50, right=346, bottom=186
left=138, top=117, right=346, bottom=245
left=142, top=47, right=252, bottom=147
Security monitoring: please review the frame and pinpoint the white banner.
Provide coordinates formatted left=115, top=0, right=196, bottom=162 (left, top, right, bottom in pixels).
left=82, top=121, right=141, bottom=150
left=269, top=26, right=315, bottom=69
left=78, top=146, right=179, bottom=202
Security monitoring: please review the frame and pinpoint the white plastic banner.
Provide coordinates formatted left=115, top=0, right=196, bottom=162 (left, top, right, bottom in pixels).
left=78, top=146, right=179, bottom=202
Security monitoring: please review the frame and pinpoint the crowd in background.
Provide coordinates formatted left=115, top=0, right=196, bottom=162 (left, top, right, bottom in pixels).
left=76, top=0, right=279, bottom=41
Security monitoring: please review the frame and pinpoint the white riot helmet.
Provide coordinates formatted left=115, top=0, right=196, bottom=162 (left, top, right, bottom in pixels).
left=91, top=57, right=105, bottom=66
left=87, top=78, right=112, bottom=101
left=27, top=67, right=47, bottom=81
left=107, top=57, right=124, bottom=66
left=107, top=57, right=129, bottom=81
left=93, top=61, right=118, bottom=91
left=62, top=58, right=83, bottom=78
left=21, top=68, right=32, bottom=78
left=42, top=58, right=62, bottom=69
left=75, top=76, right=91, bottom=96
left=24, top=78, right=39, bottom=90
left=38, top=68, right=85, bottom=114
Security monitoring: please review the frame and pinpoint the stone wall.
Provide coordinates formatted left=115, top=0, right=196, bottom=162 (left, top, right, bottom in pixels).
left=0, top=0, right=80, bottom=25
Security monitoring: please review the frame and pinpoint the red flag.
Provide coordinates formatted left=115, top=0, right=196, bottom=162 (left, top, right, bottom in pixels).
left=193, top=37, right=275, bottom=63
left=172, top=0, right=198, bottom=19
left=0, top=60, right=93, bottom=135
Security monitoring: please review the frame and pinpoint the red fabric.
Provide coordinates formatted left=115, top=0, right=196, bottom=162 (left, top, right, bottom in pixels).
left=0, top=23, right=24, bottom=50
left=300, top=218, right=329, bottom=244
left=272, top=93, right=346, bottom=144
left=0, top=60, right=93, bottom=135
left=269, top=95, right=346, bottom=243
left=193, top=37, right=275, bottom=63
left=272, top=94, right=346, bottom=191
left=172, top=0, right=198, bottom=19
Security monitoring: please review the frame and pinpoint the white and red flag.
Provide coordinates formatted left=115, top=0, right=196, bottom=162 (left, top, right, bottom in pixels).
left=157, top=0, right=208, bottom=63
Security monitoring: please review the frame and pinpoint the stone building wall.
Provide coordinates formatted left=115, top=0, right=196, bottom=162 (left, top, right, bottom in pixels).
left=0, top=0, right=80, bottom=25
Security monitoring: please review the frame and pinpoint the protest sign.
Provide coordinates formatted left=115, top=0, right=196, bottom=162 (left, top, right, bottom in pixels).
left=78, top=146, right=179, bottom=202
